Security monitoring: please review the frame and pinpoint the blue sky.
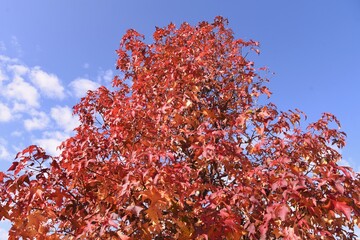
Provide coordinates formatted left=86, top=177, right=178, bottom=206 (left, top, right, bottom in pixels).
left=0, top=0, right=359, bottom=238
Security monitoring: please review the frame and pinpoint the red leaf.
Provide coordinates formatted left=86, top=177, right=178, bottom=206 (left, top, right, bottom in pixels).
left=219, top=208, right=230, bottom=218
left=22, top=145, right=36, bottom=155
left=16, top=174, right=29, bottom=185
left=334, top=182, right=344, bottom=194
left=0, top=172, right=6, bottom=182
left=126, top=205, right=143, bottom=217
left=1, top=16, right=358, bottom=240
left=7, top=161, right=19, bottom=172
left=333, top=201, right=352, bottom=220
left=259, top=224, right=268, bottom=240
left=276, top=205, right=289, bottom=221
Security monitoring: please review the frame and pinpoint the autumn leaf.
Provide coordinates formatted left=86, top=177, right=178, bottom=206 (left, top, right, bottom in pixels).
left=276, top=204, right=289, bottom=221
left=0, top=16, right=358, bottom=240
left=333, top=200, right=352, bottom=220
left=7, top=161, right=19, bottom=171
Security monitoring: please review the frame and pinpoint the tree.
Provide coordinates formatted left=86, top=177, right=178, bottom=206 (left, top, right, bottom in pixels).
left=1, top=16, right=359, bottom=239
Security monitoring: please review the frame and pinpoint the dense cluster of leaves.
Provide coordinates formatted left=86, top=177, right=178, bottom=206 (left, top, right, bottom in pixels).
left=1, top=17, right=359, bottom=239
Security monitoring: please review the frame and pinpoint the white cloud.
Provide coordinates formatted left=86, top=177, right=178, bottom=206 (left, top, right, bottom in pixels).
left=0, top=68, right=7, bottom=83
left=0, top=55, right=18, bottom=64
left=29, top=66, right=65, bottom=99
left=24, top=111, right=50, bottom=131
left=34, top=131, right=69, bottom=156
left=2, top=75, right=39, bottom=108
left=0, top=102, right=11, bottom=122
left=0, top=141, right=11, bottom=160
left=0, top=146, right=10, bottom=160
left=11, top=102, right=28, bottom=113
left=50, top=105, right=79, bottom=132
left=69, top=78, right=100, bottom=98
left=35, top=138, right=62, bottom=156
left=102, top=69, right=113, bottom=83
left=7, top=64, right=29, bottom=76
left=0, top=57, right=10, bottom=84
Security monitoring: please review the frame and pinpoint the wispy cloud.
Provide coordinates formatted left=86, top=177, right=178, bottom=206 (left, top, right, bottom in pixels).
left=0, top=102, right=12, bottom=122
left=50, top=105, right=80, bottom=132
left=34, top=131, right=69, bottom=156
left=0, top=138, right=12, bottom=162
left=69, top=78, right=100, bottom=98
left=7, top=64, right=29, bottom=76
left=29, top=66, right=65, bottom=99
left=0, top=55, right=18, bottom=64
left=98, top=69, right=113, bottom=83
left=24, top=110, right=50, bottom=131
left=3, top=75, right=40, bottom=108
left=0, top=144, right=11, bottom=161
left=0, top=69, right=7, bottom=83
left=1, top=60, right=39, bottom=108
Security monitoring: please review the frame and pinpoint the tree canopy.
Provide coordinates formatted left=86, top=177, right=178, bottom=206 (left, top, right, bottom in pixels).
left=1, top=17, right=359, bottom=239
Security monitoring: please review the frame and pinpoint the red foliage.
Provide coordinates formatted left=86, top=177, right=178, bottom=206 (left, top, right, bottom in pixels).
left=1, top=17, right=359, bottom=239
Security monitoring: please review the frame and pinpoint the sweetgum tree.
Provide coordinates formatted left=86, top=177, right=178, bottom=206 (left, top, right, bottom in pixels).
left=1, top=17, right=359, bottom=239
